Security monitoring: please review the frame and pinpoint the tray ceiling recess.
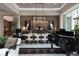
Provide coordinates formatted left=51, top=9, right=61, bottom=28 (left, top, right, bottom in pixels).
left=16, top=3, right=64, bottom=8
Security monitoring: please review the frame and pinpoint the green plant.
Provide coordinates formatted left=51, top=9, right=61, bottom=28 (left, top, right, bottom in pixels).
left=0, top=36, right=8, bottom=44
left=75, top=28, right=79, bottom=34
left=74, top=25, right=79, bottom=35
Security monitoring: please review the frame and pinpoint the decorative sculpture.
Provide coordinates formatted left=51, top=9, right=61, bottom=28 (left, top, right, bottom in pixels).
left=50, top=23, right=53, bottom=30
left=25, top=23, right=29, bottom=30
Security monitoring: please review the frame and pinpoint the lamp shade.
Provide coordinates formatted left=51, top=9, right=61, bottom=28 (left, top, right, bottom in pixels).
left=22, top=26, right=26, bottom=31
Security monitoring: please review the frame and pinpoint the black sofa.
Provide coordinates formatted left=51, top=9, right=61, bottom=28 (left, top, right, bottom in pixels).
left=48, top=29, right=75, bottom=55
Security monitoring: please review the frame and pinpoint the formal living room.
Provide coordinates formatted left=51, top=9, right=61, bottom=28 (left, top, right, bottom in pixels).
left=0, top=3, right=79, bottom=56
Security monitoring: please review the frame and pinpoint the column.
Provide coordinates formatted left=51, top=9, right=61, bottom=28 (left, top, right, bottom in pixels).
left=60, top=15, right=64, bottom=29
left=0, top=16, right=4, bottom=35
left=17, top=15, right=20, bottom=29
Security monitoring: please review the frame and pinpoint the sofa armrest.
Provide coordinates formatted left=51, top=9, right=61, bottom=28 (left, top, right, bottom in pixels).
left=0, top=48, right=9, bottom=56
left=8, top=38, right=21, bottom=56
left=4, top=38, right=17, bottom=49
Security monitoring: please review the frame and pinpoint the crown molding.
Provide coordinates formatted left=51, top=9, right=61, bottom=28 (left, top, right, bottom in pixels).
left=14, top=3, right=66, bottom=11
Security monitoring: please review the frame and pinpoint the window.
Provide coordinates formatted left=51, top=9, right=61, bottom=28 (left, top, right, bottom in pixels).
left=71, top=9, right=77, bottom=30
left=65, top=8, right=79, bottom=31
left=66, top=13, right=72, bottom=31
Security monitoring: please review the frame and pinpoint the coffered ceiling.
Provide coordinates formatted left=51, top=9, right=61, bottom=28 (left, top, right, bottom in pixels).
left=16, top=3, right=64, bottom=8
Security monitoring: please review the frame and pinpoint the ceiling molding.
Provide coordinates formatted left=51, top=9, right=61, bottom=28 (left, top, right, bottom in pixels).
left=3, top=3, right=19, bottom=14
left=16, top=3, right=64, bottom=8
left=59, top=3, right=67, bottom=10
left=13, top=3, right=19, bottom=9
left=18, top=8, right=61, bottom=11
left=18, top=4, right=67, bottom=11
left=15, top=3, right=65, bottom=11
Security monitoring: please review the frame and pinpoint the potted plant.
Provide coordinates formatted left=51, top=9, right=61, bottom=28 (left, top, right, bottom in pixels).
left=75, top=28, right=79, bottom=36
left=0, top=36, right=8, bottom=48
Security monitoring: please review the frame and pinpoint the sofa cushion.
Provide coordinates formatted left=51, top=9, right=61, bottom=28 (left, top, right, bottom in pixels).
left=0, top=48, right=9, bottom=56
left=4, top=38, right=17, bottom=49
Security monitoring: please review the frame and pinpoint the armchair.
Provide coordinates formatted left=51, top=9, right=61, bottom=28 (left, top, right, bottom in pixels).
left=5, top=38, right=21, bottom=56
